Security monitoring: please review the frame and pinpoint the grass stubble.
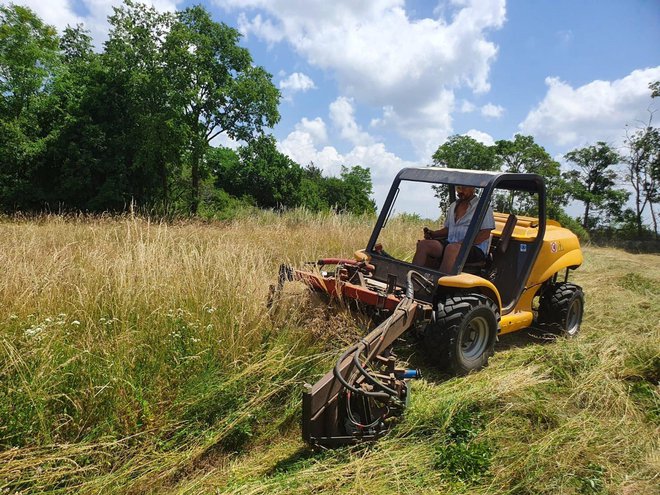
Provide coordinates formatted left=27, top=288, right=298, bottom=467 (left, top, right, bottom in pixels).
left=0, top=212, right=658, bottom=494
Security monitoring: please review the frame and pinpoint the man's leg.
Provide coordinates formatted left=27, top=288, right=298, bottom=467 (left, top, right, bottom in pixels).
left=439, top=243, right=462, bottom=273
left=412, top=239, right=444, bottom=268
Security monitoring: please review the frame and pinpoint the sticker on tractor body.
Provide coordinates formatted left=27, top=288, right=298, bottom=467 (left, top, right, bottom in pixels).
left=550, top=241, right=563, bottom=253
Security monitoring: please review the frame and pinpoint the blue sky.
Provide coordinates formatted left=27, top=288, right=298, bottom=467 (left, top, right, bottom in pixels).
left=9, top=0, right=660, bottom=213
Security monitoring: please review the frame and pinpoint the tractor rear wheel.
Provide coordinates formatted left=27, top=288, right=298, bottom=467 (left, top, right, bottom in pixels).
left=537, top=282, right=584, bottom=337
left=424, top=293, right=499, bottom=375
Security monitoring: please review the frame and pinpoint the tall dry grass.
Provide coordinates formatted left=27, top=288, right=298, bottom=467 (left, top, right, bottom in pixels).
left=0, top=212, right=658, bottom=494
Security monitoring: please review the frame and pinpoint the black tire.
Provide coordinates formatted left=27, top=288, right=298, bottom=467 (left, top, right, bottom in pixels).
left=423, top=293, right=499, bottom=375
left=537, top=282, right=584, bottom=337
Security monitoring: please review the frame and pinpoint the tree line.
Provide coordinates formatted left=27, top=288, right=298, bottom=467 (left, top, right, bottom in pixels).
left=432, top=99, right=659, bottom=241
left=1, top=3, right=657, bottom=238
left=0, top=2, right=376, bottom=216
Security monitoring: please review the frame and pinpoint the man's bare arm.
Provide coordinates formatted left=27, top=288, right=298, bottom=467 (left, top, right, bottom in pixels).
left=424, top=226, right=448, bottom=239
left=473, top=228, right=492, bottom=245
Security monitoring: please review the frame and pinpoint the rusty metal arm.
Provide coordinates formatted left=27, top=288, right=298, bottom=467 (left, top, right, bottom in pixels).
left=302, top=296, right=425, bottom=445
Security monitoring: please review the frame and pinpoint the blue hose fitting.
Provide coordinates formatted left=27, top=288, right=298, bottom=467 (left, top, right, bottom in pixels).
left=397, top=369, right=422, bottom=379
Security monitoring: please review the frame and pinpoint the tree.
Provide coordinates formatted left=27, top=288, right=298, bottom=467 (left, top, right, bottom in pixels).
left=0, top=4, right=59, bottom=209
left=431, top=135, right=498, bottom=210
left=650, top=81, right=660, bottom=99
left=0, top=3, right=369, bottom=217
left=297, top=163, right=330, bottom=211
left=432, top=135, right=498, bottom=171
left=210, top=143, right=375, bottom=214
left=104, top=1, right=182, bottom=211
left=163, top=5, right=280, bottom=213
left=228, top=135, right=302, bottom=208
left=563, top=142, right=628, bottom=230
left=623, top=118, right=659, bottom=238
left=37, top=24, right=102, bottom=210
left=494, top=134, right=569, bottom=218
left=323, top=166, right=376, bottom=214
left=0, top=5, right=59, bottom=117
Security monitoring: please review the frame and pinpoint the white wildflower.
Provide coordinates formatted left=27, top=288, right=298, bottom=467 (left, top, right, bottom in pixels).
left=24, top=326, right=43, bottom=338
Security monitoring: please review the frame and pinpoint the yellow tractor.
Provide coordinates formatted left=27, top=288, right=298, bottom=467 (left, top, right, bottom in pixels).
left=274, top=167, right=584, bottom=447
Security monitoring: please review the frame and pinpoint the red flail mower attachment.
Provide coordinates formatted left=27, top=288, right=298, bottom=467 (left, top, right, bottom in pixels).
left=270, top=261, right=434, bottom=447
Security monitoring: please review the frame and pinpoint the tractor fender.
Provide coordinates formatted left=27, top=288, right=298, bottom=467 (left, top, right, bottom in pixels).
left=535, top=249, right=584, bottom=284
left=438, top=273, right=502, bottom=310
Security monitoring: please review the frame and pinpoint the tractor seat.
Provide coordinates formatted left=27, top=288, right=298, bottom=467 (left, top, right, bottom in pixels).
left=494, top=213, right=518, bottom=257
left=463, top=253, right=490, bottom=273
left=487, top=213, right=518, bottom=280
left=463, top=213, right=517, bottom=275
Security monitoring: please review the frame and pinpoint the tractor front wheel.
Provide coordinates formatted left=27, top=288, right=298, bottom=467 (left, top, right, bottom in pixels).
left=537, top=282, right=584, bottom=337
left=424, top=293, right=499, bottom=375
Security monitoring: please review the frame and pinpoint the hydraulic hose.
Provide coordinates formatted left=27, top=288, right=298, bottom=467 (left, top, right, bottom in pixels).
left=332, top=343, right=391, bottom=400
left=334, top=279, right=428, bottom=401
left=405, top=270, right=434, bottom=299
left=352, top=339, right=399, bottom=398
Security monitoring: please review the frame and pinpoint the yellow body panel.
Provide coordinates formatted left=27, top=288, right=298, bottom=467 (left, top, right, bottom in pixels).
left=493, top=211, right=583, bottom=287
left=499, top=311, right=534, bottom=334
left=529, top=230, right=583, bottom=284
left=439, top=274, right=502, bottom=309
left=515, top=284, right=541, bottom=313
left=493, top=212, right=542, bottom=241
left=354, top=249, right=370, bottom=262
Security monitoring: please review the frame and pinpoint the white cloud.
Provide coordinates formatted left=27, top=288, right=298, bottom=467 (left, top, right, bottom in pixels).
left=520, top=67, right=660, bottom=147
left=237, top=12, right=283, bottom=44
left=371, top=90, right=455, bottom=158
left=13, top=0, right=183, bottom=48
left=215, top=0, right=507, bottom=158
left=481, top=102, right=504, bottom=118
left=279, top=112, right=420, bottom=206
left=464, top=129, right=495, bottom=146
left=278, top=129, right=341, bottom=173
left=15, top=0, right=82, bottom=32
left=279, top=72, right=316, bottom=93
left=329, top=97, right=375, bottom=146
left=210, top=131, right=241, bottom=150
left=460, top=100, right=477, bottom=113
left=295, top=117, right=327, bottom=145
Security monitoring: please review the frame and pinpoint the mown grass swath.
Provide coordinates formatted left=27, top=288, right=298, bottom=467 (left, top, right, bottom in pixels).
left=0, top=212, right=658, bottom=494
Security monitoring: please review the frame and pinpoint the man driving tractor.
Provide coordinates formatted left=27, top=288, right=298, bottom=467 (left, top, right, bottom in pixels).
left=412, top=185, right=495, bottom=272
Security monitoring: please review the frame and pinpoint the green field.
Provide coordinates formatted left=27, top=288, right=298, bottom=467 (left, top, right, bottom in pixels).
left=1, top=213, right=658, bottom=494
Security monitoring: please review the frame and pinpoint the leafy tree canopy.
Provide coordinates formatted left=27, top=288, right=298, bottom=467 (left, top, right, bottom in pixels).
left=650, top=80, right=660, bottom=98
left=564, top=142, right=628, bottom=229
left=494, top=134, right=568, bottom=218
left=0, top=4, right=61, bottom=209
left=432, top=135, right=498, bottom=171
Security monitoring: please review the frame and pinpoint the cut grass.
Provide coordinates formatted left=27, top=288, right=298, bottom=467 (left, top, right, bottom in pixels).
left=0, top=213, right=658, bottom=494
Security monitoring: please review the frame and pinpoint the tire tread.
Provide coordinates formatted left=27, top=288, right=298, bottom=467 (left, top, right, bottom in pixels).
left=424, top=293, right=500, bottom=375
left=537, top=282, right=584, bottom=336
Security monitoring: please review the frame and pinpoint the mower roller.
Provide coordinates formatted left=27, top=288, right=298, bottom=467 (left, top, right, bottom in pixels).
left=272, top=167, right=585, bottom=448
